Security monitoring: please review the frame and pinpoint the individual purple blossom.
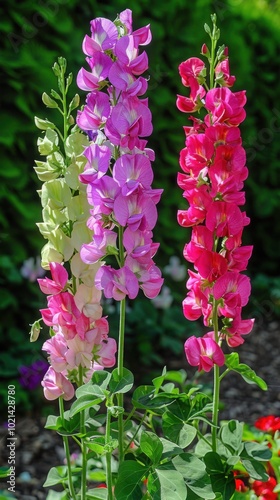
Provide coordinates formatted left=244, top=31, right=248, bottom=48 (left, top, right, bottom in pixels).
left=79, top=143, right=111, bottom=184
left=80, top=229, right=118, bottom=264
left=113, top=153, right=153, bottom=196
left=77, top=53, right=113, bottom=92
left=77, top=91, right=111, bottom=134
left=95, top=265, right=139, bottom=301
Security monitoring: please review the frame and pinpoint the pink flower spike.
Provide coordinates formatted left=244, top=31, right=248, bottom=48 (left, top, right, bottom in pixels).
left=184, top=336, right=225, bottom=372
left=38, top=262, right=68, bottom=295
left=41, top=367, right=74, bottom=401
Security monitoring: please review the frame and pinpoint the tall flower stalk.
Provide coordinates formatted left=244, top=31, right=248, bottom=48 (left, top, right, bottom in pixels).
left=176, top=14, right=254, bottom=451
left=76, top=9, right=163, bottom=467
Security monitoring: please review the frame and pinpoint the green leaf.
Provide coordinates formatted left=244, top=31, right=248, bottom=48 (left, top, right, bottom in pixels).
left=155, top=468, right=187, bottom=500
left=85, top=489, right=108, bottom=499
left=203, top=452, right=235, bottom=500
left=43, top=466, right=68, bottom=487
left=163, top=412, right=197, bottom=448
left=225, top=353, right=267, bottom=390
left=220, top=420, right=244, bottom=455
left=46, top=490, right=69, bottom=500
left=140, top=431, right=163, bottom=465
left=160, top=437, right=184, bottom=459
left=243, top=441, right=272, bottom=461
left=241, top=459, right=269, bottom=481
left=91, top=370, right=111, bottom=390
left=69, top=392, right=105, bottom=418
left=132, top=385, right=156, bottom=409
left=152, top=366, right=167, bottom=392
left=44, top=414, right=62, bottom=430
left=173, top=453, right=215, bottom=499
left=114, top=461, right=150, bottom=500
left=109, top=368, right=134, bottom=394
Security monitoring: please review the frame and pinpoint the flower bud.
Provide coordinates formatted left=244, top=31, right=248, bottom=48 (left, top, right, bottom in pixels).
left=42, top=92, right=59, bottom=109
left=35, top=116, right=56, bottom=130
left=29, top=320, right=42, bottom=342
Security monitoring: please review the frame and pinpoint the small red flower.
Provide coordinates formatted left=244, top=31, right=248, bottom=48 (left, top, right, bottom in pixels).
left=255, top=415, right=280, bottom=433
left=252, top=476, right=277, bottom=500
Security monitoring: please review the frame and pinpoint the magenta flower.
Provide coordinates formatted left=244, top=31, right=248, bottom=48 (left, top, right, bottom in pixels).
left=41, top=367, right=75, bottom=401
left=184, top=336, right=225, bottom=372
left=38, top=262, right=68, bottom=295
left=179, top=57, right=206, bottom=87
left=77, top=92, right=111, bottom=134
left=177, top=38, right=254, bottom=372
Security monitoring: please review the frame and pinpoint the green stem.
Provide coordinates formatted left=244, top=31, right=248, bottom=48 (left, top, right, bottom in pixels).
left=124, top=411, right=148, bottom=454
left=105, top=409, right=114, bottom=500
left=212, top=299, right=220, bottom=453
left=59, top=397, right=77, bottom=500
left=117, top=298, right=126, bottom=464
left=117, top=224, right=126, bottom=464
left=78, top=367, right=87, bottom=500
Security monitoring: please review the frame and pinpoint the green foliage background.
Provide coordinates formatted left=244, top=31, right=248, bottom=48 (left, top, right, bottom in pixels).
left=1, top=0, right=280, bottom=411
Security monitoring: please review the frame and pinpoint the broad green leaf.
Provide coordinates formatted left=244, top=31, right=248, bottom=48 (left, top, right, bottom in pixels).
left=69, top=394, right=105, bottom=418
left=160, top=437, right=184, bottom=459
left=173, top=453, right=215, bottom=499
left=241, top=459, right=269, bottom=481
left=204, top=452, right=235, bottom=500
left=109, top=368, right=134, bottom=394
left=75, top=383, right=107, bottom=399
left=45, top=414, right=62, bottom=430
left=155, top=468, right=187, bottom=500
left=225, top=354, right=267, bottom=390
left=43, top=466, right=68, bottom=487
left=220, top=420, right=244, bottom=454
left=91, top=370, right=111, bottom=390
left=163, top=412, right=197, bottom=448
left=46, top=490, right=69, bottom=500
left=140, top=431, right=163, bottom=465
left=132, top=385, right=155, bottom=409
left=85, top=488, right=108, bottom=499
left=152, top=366, right=167, bottom=392
left=114, top=461, right=150, bottom=500
left=243, top=441, right=272, bottom=461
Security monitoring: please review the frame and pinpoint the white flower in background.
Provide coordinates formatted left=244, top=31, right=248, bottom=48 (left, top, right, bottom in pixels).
left=163, top=256, right=186, bottom=281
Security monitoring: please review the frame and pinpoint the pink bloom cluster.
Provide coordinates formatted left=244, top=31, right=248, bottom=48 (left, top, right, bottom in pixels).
left=77, top=10, right=163, bottom=301
left=177, top=50, right=254, bottom=372
left=39, top=262, right=117, bottom=400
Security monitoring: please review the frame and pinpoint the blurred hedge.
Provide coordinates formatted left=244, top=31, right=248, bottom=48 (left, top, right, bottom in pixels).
left=1, top=0, right=280, bottom=409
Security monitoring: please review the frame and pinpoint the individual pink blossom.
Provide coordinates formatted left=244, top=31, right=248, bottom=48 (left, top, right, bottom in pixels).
left=215, top=57, right=236, bottom=87
left=179, top=57, right=206, bottom=87
left=41, top=367, right=74, bottom=401
left=66, top=336, right=94, bottom=369
left=184, top=335, right=225, bottom=372
left=97, top=338, right=117, bottom=367
left=204, top=87, right=246, bottom=126
left=177, top=79, right=206, bottom=113
left=42, top=333, right=68, bottom=373
left=38, top=262, right=68, bottom=295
